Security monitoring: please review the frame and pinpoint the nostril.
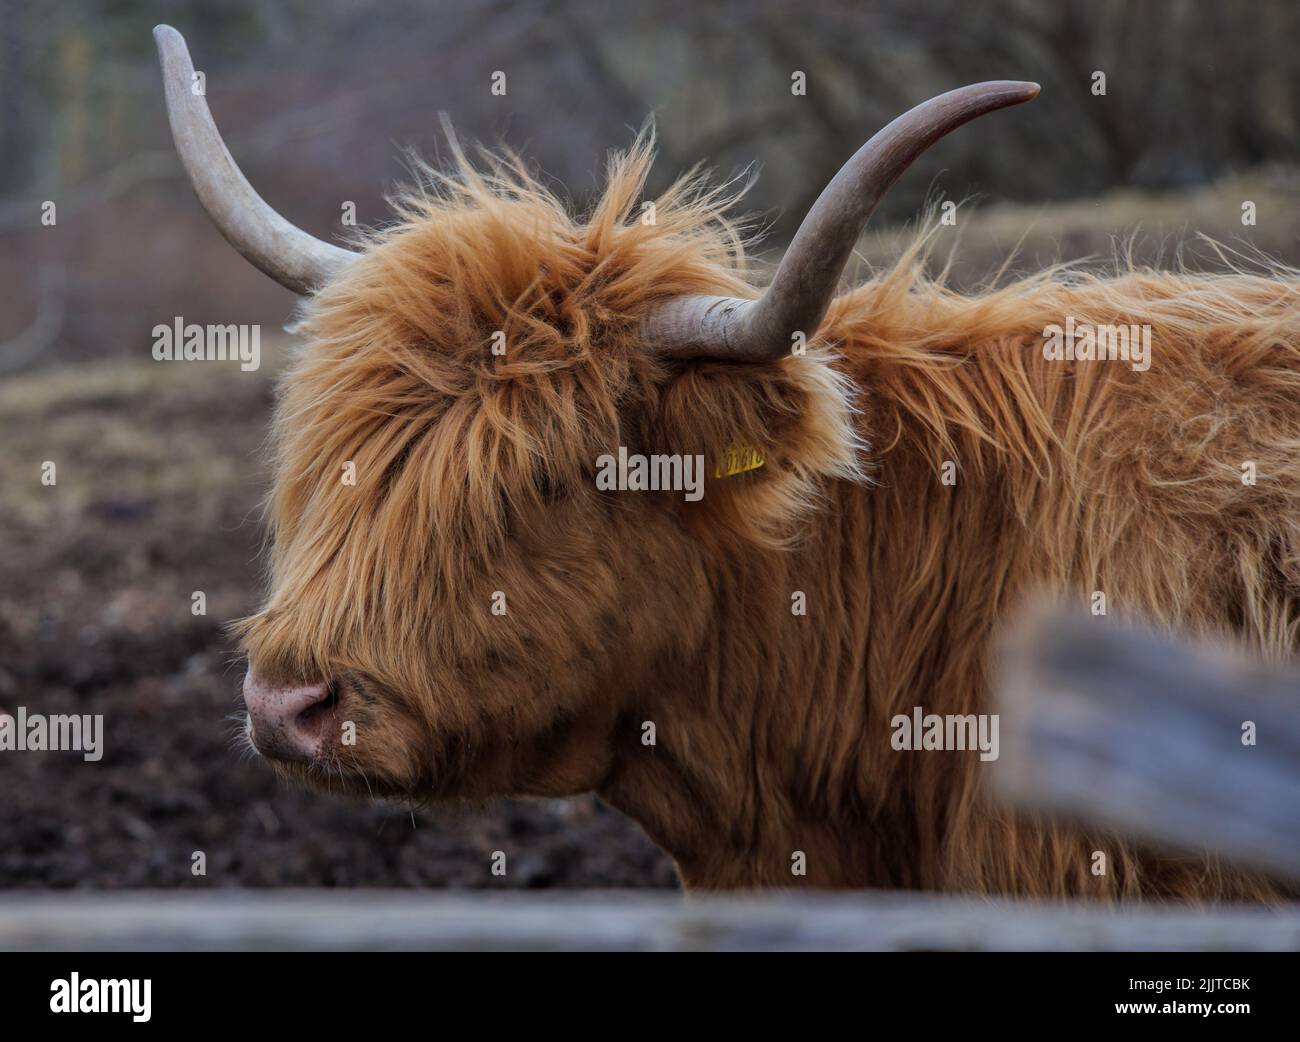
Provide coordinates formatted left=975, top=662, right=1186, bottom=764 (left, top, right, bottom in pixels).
left=298, top=681, right=339, bottom=723
left=300, top=680, right=338, bottom=717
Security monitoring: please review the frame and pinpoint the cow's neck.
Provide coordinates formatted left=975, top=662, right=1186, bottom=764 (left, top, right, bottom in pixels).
left=600, top=459, right=998, bottom=889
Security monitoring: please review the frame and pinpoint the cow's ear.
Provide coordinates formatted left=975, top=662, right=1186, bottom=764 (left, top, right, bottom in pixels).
left=651, top=351, right=865, bottom=546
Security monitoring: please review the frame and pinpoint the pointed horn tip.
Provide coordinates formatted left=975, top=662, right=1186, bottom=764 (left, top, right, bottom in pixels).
left=153, top=25, right=191, bottom=67
left=996, top=80, right=1041, bottom=103
left=953, top=80, right=1041, bottom=108
left=956, top=80, right=1040, bottom=114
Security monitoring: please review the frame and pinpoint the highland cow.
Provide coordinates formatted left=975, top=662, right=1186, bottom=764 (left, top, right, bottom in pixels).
left=157, top=25, right=1299, bottom=899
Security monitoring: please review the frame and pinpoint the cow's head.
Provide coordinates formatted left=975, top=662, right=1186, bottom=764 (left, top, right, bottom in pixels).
left=155, top=25, right=1036, bottom=803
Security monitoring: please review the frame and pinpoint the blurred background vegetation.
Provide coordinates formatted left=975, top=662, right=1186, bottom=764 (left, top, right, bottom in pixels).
left=4, top=0, right=1300, bottom=367
left=2, top=0, right=1300, bottom=888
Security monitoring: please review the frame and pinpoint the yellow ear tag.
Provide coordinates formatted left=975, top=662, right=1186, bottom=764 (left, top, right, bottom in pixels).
left=715, top=442, right=766, bottom=479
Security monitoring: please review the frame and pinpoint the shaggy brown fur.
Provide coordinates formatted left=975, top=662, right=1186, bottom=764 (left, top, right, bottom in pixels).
left=238, top=135, right=1300, bottom=899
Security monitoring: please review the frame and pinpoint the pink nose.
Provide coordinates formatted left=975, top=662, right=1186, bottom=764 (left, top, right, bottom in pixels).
left=242, top=673, right=337, bottom=762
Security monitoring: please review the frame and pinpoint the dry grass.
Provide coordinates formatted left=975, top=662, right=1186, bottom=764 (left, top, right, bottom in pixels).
left=851, top=167, right=1300, bottom=286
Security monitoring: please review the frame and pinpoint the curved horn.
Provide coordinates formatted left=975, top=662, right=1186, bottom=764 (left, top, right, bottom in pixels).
left=644, top=80, right=1040, bottom=362
left=153, top=24, right=357, bottom=294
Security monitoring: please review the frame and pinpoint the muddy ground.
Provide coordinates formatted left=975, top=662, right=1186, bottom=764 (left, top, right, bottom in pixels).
left=0, top=358, right=677, bottom=888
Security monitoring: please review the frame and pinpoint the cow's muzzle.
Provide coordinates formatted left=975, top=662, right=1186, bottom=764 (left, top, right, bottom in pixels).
left=242, top=673, right=338, bottom=762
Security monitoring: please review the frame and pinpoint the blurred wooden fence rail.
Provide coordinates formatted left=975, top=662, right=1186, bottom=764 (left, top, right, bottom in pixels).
left=995, top=603, right=1300, bottom=882
left=1, top=891, right=1298, bottom=951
